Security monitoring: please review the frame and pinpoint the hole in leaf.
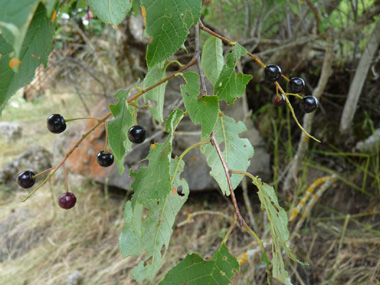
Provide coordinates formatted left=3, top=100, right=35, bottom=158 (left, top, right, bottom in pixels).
left=143, top=256, right=153, bottom=267
left=148, top=100, right=157, bottom=108
left=177, top=186, right=185, bottom=197
left=219, top=142, right=225, bottom=152
left=160, top=244, right=166, bottom=259
left=157, top=201, right=160, bottom=205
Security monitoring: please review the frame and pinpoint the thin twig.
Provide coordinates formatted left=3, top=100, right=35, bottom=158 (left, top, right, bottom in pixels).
left=63, top=163, right=69, bottom=193
left=127, top=57, right=197, bottom=103
left=199, top=20, right=235, bottom=45
left=199, top=20, right=266, bottom=68
left=195, top=21, right=208, bottom=96
left=210, top=131, right=245, bottom=227
left=178, top=210, right=233, bottom=227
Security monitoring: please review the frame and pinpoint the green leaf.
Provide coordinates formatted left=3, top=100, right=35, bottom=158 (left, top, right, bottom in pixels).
left=143, top=62, right=168, bottom=122
left=253, top=178, right=303, bottom=284
left=214, top=44, right=252, bottom=104
left=288, top=3, right=299, bottom=15
left=87, top=0, right=132, bottom=27
left=0, top=3, right=55, bottom=112
left=129, top=109, right=184, bottom=204
left=180, top=72, right=219, bottom=138
left=107, top=90, right=134, bottom=174
left=159, top=243, right=239, bottom=284
left=201, top=113, right=254, bottom=195
left=231, top=43, right=247, bottom=61
left=165, top=109, right=184, bottom=133
left=129, top=138, right=172, bottom=203
left=142, top=0, right=202, bottom=67
left=0, top=1, right=58, bottom=69
left=201, top=36, right=224, bottom=85
left=119, top=158, right=189, bottom=282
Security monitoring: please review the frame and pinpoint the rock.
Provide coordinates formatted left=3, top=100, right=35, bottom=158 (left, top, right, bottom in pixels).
left=66, top=270, right=81, bottom=285
left=0, top=146, right=52, bottom=187
left=356, top=129, right=380, bottom=153
left=0, top=122, right=22, bottom=142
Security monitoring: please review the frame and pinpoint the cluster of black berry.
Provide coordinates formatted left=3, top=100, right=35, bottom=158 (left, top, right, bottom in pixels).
left=264, top=64, right=319, bottom=113
left=17, top=114, right=146, bottom=210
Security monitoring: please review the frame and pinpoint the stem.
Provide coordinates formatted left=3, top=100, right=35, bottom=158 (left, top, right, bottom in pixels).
left=178, top=210, right=233, bottom=227
left=275, top=82, right=286, bottom=95
left=200, top=20, right=321, bottom=143
left=199, top=20, right=236, bottom=46
left=243, top=222, right=266, bottom=254
left=171, top=140, right=210, bottom=186
left=199, top=21, right=266, bottom=69
left=23, top=112, right=112, bottom=202
left=195, top=21, right=208, bottom=96
left=104, top=122, right=109, bottom=153
left=32, top=167, right=57, bottom=179
left=126, top=57, right=197, bottom=103
left=210, top=131, right=245, bottom=227
left=166, top=60, right=185, bottom=67
left=228, top=169, right=270, bottom=259
left=281, top=74, right=290, bottom=81
left=64, top=117, right=99, bottom=122
left=23, top=57, right=198, bottom=202
left=285, top=92, right=303, bottom=100
left=222, top=215, right=237, bottom=244
left=63, top=163, right=69, bottom=193
left=284, top=95, right=321, bottom=143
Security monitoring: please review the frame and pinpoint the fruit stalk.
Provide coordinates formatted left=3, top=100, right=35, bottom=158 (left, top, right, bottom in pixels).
left=22, top=112, right=112, bottom=201
left=22, top=57, right=199, bottom=201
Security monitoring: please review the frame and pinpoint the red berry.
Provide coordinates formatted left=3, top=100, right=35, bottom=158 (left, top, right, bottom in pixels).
left=58, top=192, right=77, bottom=209
left=272, top=94, right=285, bottom=106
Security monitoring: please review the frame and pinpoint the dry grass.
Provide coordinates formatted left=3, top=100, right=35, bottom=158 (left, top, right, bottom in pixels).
left=1, top=156, right=380, bottom=284
left=0, top=183, right=264, bottom=284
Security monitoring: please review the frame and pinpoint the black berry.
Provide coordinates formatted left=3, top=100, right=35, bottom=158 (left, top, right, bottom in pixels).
left=264, top=64, right=282, bottom=82
left=272, top=94, right=285, bottom=106
left=128, top=125, right=146, bottom=144
left=289, top=77, right=305, bottom=93
left=96, top=151, right=114, bottom=167
left=300, top=95, right=319, bottom=113
left=58, top=192, right=77, bottom=209
left=17, top=170, right=36, bottom=188
left=47, top=114, right=66, bottom=134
